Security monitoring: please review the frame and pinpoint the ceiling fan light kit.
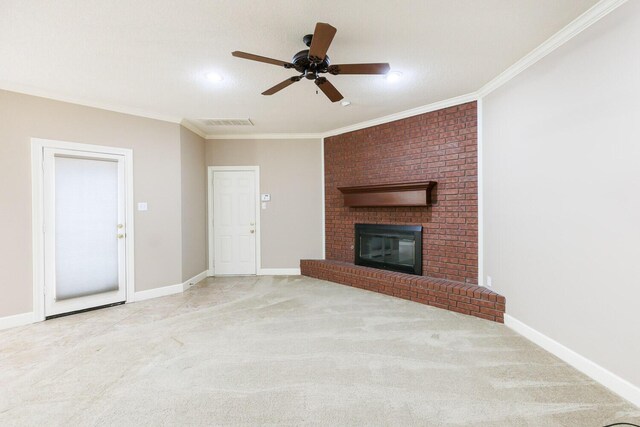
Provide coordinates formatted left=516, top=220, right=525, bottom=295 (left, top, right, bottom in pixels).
left=232, top=22, right=390, bottom=103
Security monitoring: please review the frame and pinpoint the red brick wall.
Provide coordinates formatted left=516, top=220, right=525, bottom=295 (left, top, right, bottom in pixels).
left=324, top=101, right=478, bottom=284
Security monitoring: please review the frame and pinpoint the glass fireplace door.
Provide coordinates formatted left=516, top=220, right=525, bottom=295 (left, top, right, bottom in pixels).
left=359, top=233, right=415, bottom=267
left=355, top=224, right=423, bottom=275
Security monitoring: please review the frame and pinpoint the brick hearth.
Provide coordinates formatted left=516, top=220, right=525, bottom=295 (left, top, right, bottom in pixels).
left=301, top=260, right=505, bottom=323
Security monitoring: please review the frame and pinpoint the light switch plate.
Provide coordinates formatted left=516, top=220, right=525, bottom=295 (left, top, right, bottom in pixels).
left=261, top=194, right=271, bottom=202
left=137, top=202, right=148, bottom=211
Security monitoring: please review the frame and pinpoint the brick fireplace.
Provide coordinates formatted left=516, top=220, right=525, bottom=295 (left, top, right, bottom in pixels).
left=301, top=101, right=505, bottom=322
left=326, top=102, right=478, bottom=283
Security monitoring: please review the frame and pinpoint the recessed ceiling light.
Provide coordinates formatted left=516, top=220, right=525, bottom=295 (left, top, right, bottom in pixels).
left=340, top=100, right=351, bottom=107
left=205, top=72, right=224, bottom=82
left=385, top=71, right=403, bottom=83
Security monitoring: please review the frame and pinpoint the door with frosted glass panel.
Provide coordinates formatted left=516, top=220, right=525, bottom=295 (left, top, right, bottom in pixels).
left=43, top=148, right=127, bottom=317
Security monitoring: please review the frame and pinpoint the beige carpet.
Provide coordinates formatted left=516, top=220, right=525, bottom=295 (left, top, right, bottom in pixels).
left=0, top=275, right=638, bottom=426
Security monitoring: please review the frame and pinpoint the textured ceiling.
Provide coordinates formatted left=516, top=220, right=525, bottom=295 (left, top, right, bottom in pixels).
left=0, top=0, right=599, bottom=135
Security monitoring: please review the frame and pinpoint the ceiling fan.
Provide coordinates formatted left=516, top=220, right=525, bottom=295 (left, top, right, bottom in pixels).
left=232, top=22, right=391, bottom=103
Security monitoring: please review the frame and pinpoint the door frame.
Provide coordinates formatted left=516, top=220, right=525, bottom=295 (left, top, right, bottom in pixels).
left=31, top=138, right=135, bottom=322
left=207, top=166, right=261, bottom=276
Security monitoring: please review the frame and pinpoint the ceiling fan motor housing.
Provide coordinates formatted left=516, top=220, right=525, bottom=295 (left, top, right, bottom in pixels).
left=291, top=49, right=330, bottom=75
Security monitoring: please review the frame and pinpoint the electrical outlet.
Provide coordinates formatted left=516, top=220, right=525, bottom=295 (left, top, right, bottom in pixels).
left=486, top=276, right=492, bottom=287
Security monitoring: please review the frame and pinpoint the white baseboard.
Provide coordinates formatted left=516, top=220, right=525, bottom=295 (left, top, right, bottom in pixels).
left=133, top=283, right=184, bottom=302
left=258, top=268, right=301, bottom=276
left=181, top=270, right=208, bottom=291
left=0, top=312, right=34, bottom=331
left=504, top=314, right=640, bottom=407
left=2, top=272, right=210, bottom=329
left=134, top=270, right=208, bottom=302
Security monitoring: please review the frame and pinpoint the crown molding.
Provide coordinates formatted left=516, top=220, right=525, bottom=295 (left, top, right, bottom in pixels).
left=2, top=0, right=626, bottom=138
left=206, top=133, right=323, bottom=140
left=0, top=81, right=183, bottom=124
left=321, top=93, right=478, bottom=138
left=477, top=0, right=628, bottom=98
left=180, top=119, right=207, bottom=139
left=203, top=92, right=478, bottom=141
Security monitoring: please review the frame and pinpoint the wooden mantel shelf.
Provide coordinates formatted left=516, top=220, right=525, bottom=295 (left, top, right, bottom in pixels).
left=337, top=181, right=436, bottom=207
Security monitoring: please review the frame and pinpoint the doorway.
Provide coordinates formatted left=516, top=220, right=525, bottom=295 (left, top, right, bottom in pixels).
left=32, top=139, right=134, bottom=320
left=208, top=166, right=261, bottom=275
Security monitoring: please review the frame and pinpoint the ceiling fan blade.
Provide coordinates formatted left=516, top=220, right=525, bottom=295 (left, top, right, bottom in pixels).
left=328, top=63, right=391, bottom=75
left=315, top=77, right=343, bottom=102
left=232, top=51, right=293, bottom=68
left=308, top=22, right=337, bottom=63
left=262, top=76, right=301, bottom=95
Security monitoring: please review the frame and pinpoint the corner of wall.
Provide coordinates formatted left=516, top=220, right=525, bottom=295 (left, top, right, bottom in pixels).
left=179, top=125, right=208, bottom=282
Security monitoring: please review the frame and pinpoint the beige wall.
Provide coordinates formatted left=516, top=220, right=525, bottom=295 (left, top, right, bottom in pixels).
left=0, top=89, right=201, bottom=318
left=206, top=139, right=324, bottom=269
left=180, top=126, right=207, bottom=281
left=483, top=1, right=640, bottom=389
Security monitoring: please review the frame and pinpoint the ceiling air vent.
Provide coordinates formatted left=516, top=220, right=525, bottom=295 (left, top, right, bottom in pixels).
left=199, top=118, right=253, bottom=127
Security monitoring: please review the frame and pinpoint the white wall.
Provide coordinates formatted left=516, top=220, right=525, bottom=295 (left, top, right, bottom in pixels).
left=483, top=0, right=640, bottom=392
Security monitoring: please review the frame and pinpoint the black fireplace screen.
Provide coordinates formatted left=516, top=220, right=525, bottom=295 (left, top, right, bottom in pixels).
left=354, top=224, right=422, bottom=275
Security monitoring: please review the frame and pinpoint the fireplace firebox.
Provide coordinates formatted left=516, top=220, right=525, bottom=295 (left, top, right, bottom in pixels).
left=354, top=224, right=422, bottom=275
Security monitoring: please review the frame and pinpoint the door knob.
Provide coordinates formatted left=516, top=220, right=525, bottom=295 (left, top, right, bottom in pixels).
left=117, top=234, right=125, bottom=239
left=250, top=222, right=255, bottom=226
left=117, top=224, right=124, bottom=229
left=250, top=230, right=255, bottom=234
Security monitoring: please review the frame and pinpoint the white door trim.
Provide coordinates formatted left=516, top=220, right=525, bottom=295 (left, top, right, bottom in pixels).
left=207, top=166, right=261, bottom=276
left=320, top=137, right=326, bottom=259
left=31, top=138, right=135, bottom=321
left=477, top=98, right=484, bottom=287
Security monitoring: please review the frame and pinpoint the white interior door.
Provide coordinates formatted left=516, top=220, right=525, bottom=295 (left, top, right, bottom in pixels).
left=43, top=148, right=127, bottom=317
left=213, top=170, right=257, bottom=275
